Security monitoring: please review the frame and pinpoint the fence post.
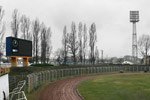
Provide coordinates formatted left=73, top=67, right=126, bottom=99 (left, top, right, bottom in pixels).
left=90, top=67, right=92, bottom=74
left=97, top=67, right=99, bottom=73
left=86, top=68, right=88, bottom=74
left=31, top=74, right=34, bottom=90
left=46, top=71, right=48, bottom=81
left=48, top=70, right=50, bottom=81
left=43, top=71, right=45, bottom=82
left=110, top=67, right=111, bottom=72
left=56, top=70, right=58, bottom=79
left=71, top=68, right=73, bottom=76
left=77, top=68, right=80, bottom=76
left=52, top=70, right=54, bottom=81
left=117, top=66, right=118, bottom=72
left=98, top=67, right=100, bottom=73
left=32, top=73, right=36, bottom=89
left=27, top=74, right=32, bottom=93
left=79, top=68, right=81, bottom=76
left=94, top=67, right=96, bottom=73
left=62, top=69, right=64, bottom=78
left=34, top=73, right=37, bottom=89
left=27, top=75, right=30, bottom=93
left=73, top=68, right=75, bottom=76
left=55, top=70, right=57, bottom=79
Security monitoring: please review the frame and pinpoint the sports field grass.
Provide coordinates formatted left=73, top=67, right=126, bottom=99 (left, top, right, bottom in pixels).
left=78, top=73, right=150, bottom=100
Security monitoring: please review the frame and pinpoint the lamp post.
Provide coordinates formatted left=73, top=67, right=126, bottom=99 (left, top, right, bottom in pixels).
left=130, top=11, right=139, bottom=64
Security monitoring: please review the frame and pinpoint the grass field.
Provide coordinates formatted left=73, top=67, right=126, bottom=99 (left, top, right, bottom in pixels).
left=78, top=73, right=150, bottom=100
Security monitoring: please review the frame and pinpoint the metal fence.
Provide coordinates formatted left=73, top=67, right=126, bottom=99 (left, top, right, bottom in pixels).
left=5, top=65, right=147, bottom=93
left=9, top=75, right=27, bottom=92
left=26, top=66, right=150, bottom=92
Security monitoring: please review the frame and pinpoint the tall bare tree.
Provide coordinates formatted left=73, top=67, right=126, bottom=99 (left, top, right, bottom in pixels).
left=46, top=27, right=52, bottom=63
left=95, top=46, right=99, bottom=64
left=68, top=22, right=78, bottom=64
left=32, top=18, right=41, bottom=64
left=83, top=24, right=88, bottom=65
left=78, top=22, right=83, bottom=64
left=138, top=34, right=150, bottom=65
left=0, top=6, right=5, bottom=62
left=89, top=23, right=97, bottom=64
left=20, top=15, right=31, bottom=40
left=40, top=23, right=47, bottom=64
left=62, top=25, right=68, bottom=64
left=40, top=23, right=52, bottom=64
left=11, top=9, right=20, bottom=38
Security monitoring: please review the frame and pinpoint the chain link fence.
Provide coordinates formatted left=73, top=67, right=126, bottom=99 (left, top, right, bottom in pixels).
left=27, top=66, right=150, bottom=92
left=9, top=66, right=150, bottom=93
left=9, top=75, right=27, bottom=92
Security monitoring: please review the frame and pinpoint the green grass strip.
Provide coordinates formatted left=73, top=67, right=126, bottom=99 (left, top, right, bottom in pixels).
left=78, top=73, right=150, bottom=100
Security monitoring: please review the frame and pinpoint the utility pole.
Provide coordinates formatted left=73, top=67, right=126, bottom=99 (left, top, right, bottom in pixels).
left=130, top=11, right=139, bottom=64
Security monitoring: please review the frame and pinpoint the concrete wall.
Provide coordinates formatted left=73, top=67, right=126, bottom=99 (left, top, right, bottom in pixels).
left=0, top=74, right=9, bottom=100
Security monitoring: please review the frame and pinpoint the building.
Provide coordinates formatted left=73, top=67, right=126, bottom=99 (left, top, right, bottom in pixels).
left=123, top=55, right=141, bottom=64
left=144, top=56, right=150, bottom=65
left=123, top=55, right=133, bottom=62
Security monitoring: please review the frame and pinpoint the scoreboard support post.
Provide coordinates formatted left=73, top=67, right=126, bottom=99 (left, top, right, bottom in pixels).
left=11, top=57, right=17, bottom=67
left=7, top=56, right=31, bottom=67
left=23, top=57, right=28, bottom=67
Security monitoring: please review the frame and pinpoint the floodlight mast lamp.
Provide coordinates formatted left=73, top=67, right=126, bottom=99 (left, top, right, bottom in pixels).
left=130, top=11, right=139, bottom=64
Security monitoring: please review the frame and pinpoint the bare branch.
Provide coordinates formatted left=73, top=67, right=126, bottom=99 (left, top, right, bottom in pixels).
left=0, top=6, right=5, bottom=61
left=11, top=9, right=20, bottom=38
left=89, top=23, right=97, bottom=64
left=138, top=34, right=150, bottom=65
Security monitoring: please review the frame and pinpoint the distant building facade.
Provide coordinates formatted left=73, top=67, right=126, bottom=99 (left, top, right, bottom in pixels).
left=144, top=56, right=150, bottom=65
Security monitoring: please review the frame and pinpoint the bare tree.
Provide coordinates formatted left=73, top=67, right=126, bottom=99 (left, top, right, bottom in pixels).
left=55, top=48, right=63, bottom=65
left=20, top=15, right=32, bottom=40
left=78, top=22, right=83, bottom=64
left=11, top=9, right=20, bottom=38
left=40, top=23, right=52, bottom=64
left=68, top=22, right=78, bottom=64
left=46, top=27, right=52, bottom=63
left=83, top=24, right=88, bottom=65
left=89, top=23, right=97, bottom=64
left=62, top=25, right=68, bottom=64
left=95, top=46, right=99, bottom=64
left=0, top=6, right=5, bottom=62
left=40, top=23, right=47, bottom=64
left=32, top=18, right=41, bottom=64
left=138, top=34, right=150, bottom=65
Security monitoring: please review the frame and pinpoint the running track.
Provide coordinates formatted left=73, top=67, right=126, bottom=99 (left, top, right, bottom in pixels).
left=39, top=73, right=143, bottom=100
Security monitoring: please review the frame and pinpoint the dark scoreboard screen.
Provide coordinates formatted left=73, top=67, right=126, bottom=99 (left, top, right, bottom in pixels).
left=6, top=37, right=32, bottom=57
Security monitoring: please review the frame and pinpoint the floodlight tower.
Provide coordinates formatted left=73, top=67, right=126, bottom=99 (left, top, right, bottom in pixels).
left=130, top=11, right=139, bottom=64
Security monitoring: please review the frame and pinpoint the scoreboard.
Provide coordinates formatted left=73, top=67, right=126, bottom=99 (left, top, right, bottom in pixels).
left=6, top=37, right=32, bottom=57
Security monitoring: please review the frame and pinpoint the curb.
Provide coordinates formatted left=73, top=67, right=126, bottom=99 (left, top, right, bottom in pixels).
left=76, top=87, right=85, bottom=100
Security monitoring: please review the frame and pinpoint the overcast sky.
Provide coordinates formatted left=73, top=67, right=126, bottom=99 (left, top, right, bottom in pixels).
left=1, top=0, right=150, bottom=58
